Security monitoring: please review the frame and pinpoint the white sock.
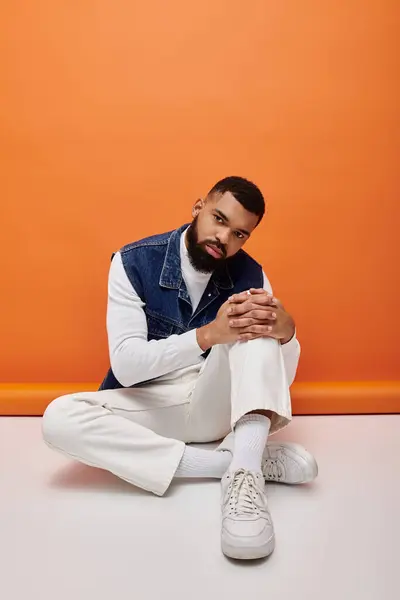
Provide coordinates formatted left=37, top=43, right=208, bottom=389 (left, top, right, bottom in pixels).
left=229, top=414, right=271, bottom=474
left=174, top=446, right=232, bottom=478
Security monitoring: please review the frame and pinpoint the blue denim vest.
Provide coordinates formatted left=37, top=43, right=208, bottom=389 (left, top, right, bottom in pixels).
left=99, top=223, right=263, bottom=390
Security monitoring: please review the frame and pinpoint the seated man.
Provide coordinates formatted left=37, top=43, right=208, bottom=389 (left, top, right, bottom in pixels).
left=42, top=176, right=317, bottom=560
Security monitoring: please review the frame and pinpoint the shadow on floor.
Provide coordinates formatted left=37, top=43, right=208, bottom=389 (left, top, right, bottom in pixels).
left=48, top=462, right=150, bottom=496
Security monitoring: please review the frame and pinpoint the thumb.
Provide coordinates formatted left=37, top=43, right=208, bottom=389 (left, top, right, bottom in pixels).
left=249, top=287, right=279, bottom=306
left=249, top=288, right=267, bottom=294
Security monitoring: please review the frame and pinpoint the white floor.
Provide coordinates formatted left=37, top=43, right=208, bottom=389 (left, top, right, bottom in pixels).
left=1, top=415, right=399, bottom=600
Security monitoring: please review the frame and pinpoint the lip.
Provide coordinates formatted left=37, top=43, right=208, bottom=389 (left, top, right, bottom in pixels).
left=205, top=244, right=223, bottom=259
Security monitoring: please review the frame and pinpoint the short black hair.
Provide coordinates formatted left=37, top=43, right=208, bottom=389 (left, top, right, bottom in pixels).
left=207, top=176, right=265, bottom=224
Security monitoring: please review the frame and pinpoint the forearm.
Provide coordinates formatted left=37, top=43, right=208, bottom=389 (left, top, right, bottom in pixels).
left=107, top=252, right=205, bottom=387
left=110, top=329, right=204, bottom=387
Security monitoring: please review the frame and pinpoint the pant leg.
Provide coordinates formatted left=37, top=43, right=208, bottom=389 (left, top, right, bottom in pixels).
left=42, top=373, right=197, bottom=496
left=42, top=338, right=292, bottom=495
left=186, top=337, right=292, bottom=443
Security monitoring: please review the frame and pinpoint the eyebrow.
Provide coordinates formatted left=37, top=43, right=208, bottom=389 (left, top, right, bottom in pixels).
left=214, top=209, right=250, bottom=237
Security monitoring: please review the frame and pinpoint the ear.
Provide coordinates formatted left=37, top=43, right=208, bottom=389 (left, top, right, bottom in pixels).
left=192, top=198, right=204, bottom=218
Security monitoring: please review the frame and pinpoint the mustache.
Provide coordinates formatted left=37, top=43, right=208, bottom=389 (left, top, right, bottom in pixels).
left=202, top=240, right=227, bottom=257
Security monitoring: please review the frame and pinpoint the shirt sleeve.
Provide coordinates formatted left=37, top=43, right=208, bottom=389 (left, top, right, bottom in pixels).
left=262, top=271, right=301, bottom=387
left=107, top=252, right=204, bottom=387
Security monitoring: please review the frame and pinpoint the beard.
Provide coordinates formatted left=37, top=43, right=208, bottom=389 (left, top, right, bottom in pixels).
left=185, top=216, right=227, bottom=273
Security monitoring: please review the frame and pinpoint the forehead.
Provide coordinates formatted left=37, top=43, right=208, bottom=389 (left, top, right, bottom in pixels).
left=210, top=191, right=259, bottom=231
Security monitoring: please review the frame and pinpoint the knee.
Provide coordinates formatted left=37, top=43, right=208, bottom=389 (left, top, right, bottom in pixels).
left=42, top=394, right=78, bottom=449
left=231, top=336, right=280, bottom=354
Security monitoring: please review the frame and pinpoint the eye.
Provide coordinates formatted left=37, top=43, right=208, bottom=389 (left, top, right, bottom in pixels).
left=213, top=215, right=224, bottom=224
left=235, top=231, right=244, bottom=240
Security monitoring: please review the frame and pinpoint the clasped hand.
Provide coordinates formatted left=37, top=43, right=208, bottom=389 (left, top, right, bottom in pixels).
left=227, top=288, right=295, bottom=344
left=197, top=288, right=295, bottom=350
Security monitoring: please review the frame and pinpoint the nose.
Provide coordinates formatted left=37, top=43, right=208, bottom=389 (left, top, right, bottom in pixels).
left=216, top=229, right=230, bottom=246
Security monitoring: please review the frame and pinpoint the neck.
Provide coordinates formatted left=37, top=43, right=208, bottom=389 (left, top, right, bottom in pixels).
left=183, top=228, right=190, bottom=251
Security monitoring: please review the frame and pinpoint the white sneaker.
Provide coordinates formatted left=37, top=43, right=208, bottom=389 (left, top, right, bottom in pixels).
left=217, top=434, right=318, bottom=485
left=262, top=442, right=318, bottom=484
left=221, top=469, right=275, bottom=560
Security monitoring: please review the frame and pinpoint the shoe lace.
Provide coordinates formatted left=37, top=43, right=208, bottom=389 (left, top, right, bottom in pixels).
left=264, top=458, right=284, bottom=481
left=225, top=470, right=266, bottom=516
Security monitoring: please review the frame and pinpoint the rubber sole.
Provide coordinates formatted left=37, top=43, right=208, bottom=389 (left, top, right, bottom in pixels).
left=222, top=534, right=276, bottom=560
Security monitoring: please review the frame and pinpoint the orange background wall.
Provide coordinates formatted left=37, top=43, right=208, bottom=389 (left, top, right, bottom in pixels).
left=1, top=1, right=399, bottom=385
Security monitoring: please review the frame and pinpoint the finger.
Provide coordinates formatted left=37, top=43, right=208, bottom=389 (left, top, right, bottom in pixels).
left=245, top=309, right=277, bottom=321
left=228, top=303, right=277, bottom=317
left=249, top=288, right=279, bottom=304
left=228, top=290, right=274, bottom=304
left=227, top=301, right=260, bottom=316
left=228, top=291, right=253, bottom=304
left=229, top=311, right=277, bottom=326
left=240, top=324, right=273, bottom=335
left=227, top=302, right=249, bottom=316
left=228, top=294, right=277, bottom=315
left=229, top=317, right=258, bottom=328
left=243, top=295, right=277, bottom=308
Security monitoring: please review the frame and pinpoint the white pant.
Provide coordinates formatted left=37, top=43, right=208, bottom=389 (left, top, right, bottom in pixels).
left=42, top=337, right=292, bottom=496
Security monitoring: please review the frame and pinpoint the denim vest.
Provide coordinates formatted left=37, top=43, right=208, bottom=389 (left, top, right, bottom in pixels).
left=99, top=223, right=263, bottom=390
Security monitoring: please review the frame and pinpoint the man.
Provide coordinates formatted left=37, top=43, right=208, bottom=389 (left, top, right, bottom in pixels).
left=43, top=176, right=318, bottom=560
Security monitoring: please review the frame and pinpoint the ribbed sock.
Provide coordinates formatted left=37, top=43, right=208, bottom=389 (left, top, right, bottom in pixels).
left=228, top=414, right=271, bottom=474
left=174, top=446, right=232, bottom=478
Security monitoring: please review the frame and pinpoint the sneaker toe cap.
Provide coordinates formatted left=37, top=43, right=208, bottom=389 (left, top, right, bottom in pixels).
left=223, top=516, right=273, bottom=538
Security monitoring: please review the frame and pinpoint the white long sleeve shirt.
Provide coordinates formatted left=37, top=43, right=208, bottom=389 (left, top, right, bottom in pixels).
left=107, top=231, right=301, bottom=388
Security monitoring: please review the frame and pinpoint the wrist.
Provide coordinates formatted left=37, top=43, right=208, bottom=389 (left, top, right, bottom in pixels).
left=280, top=324, right=296, bottom=345
left=196, top=322, right=217, bottom=352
